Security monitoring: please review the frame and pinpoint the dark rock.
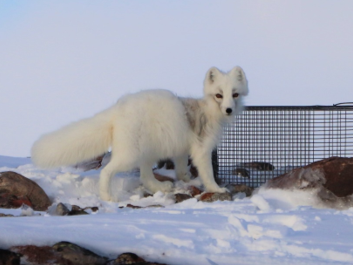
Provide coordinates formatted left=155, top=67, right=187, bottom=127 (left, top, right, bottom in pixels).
left=0, top=213, right=14, bottom=217
left=84, top=206, right=99, bottom=213
left=188, top=158, right=199, bottom=178
left=174, top=193, right=192, bottom=203
left=10, top=245, right=70, bottom=265
left=241, top=162, right=275, bottom=171
left=143, top=192, right=153, bottom=198
left=68, top=205, right=89, bottom=216
left=74, top=154, right=105, bottom=171
left=121, top=204, right=164, bottom=209
left=125, top=204, right=142, bottom=209
left=226, top=184, right=254, bottom=197
left=232, top=168, right=250, bottom=178
left=153, top=173, right=174, bottom=183
left=11, top=243, right=108, bottom=265
left=189, top=164, right=198, bottom=178
left=112, top=252, right=146, bottom=264
left=11, top=245, right=168, bottom=265
left=189, top=186, right=202, bottom=197
left=55, top=203, right=70, bottom=216
left=0, top=249, right=20, bottom=265
left=52, top=241, right=108, bottom=265
left=157, top=159, right=175, bottom=170
left=266, top=157, right=353, bottom=209
left=109, top=252, right=168, bottom=265
left=199, top=192, right=232, bottom=202
left=148, top=204, right=163, bottom=208
left=54, top=204, right=98, bottom=216
left=0, top=171, right=51, bottom=211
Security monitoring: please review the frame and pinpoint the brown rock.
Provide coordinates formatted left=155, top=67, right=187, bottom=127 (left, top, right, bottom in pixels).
left=266, top=157, right=353, bottom=209
left=125, top=204, right=142, bottom=209
left=0, top=171, right=51, bottom=211
left=68, top=205, right=89, bottom=216
left=52, top=241, right=108, bottom=265
left=11, top=243, right=108, bottom=265
left=189, top=186, right=202, bottom=197
left=74, top=154, right=105, bottom=171
left=113, top=252, right=146, bottom=264
left=267, top=157, right=353, bottom=196
left=10, top=245, right=70, bottom=265
left=0, top=249, right=20, bottom=265
left=199, top=192, right=232, bottom=202
left=153, top=173, right=174, bottom=183
left=174, top=193, right=192, bottom=203
left=110, top=252, right=168, bottom=265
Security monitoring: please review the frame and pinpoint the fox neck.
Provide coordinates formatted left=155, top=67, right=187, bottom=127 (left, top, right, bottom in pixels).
left=193, top=96, right=232, bottom=143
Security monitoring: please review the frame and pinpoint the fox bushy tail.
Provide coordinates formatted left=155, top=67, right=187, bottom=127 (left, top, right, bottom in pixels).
left=31, top=107, right=115, bottom=169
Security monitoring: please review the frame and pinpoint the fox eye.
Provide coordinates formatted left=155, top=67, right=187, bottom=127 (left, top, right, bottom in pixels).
left=215, top=94, right=223, bottom=99
left=233, top=93, right=239, bottom=98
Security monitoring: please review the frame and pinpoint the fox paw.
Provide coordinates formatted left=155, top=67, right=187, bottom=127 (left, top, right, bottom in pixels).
left=100, top=192, right=113, bottom=202
left=157, top=180, right=173, bottom=192
left=205, top=186, right=229, bottom=194
left=144, top=179, right=173, bottom=193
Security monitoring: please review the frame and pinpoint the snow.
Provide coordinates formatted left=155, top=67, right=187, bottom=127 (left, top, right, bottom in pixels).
left=1, top=156, right=353, bottom=264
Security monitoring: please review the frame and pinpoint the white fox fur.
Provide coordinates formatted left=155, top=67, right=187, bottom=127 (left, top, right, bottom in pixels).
left=31, top=66, right=249, bottom=201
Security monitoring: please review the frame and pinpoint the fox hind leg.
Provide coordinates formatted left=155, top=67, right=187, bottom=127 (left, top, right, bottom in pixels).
left=99, top=155, right=136, bottom=201
left=140, top=161, right=173, bottom=193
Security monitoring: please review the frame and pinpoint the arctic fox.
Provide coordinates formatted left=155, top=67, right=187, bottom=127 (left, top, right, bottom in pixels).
left=31, top=66, right=249, bottom=201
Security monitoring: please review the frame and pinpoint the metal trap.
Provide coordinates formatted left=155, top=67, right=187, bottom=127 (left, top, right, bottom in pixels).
left=214, top=103, right=353, bottom=187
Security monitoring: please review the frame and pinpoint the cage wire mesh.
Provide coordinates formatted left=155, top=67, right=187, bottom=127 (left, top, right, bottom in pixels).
left=214, top=103, right=353, bottom=187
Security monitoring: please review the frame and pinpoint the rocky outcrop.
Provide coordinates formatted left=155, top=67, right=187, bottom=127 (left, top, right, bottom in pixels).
left=9, top=242, right=169, bottom=265
left=0, top=171, right=51, bottom=211
left=266, top=157, right=353, bottom=209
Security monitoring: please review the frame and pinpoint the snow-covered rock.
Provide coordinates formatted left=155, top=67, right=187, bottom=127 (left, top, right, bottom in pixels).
left=264, top=157, right=353, bottom=209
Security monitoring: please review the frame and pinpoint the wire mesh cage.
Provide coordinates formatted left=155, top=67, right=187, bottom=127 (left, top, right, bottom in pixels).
left=214, top=103, right=353, bottom=187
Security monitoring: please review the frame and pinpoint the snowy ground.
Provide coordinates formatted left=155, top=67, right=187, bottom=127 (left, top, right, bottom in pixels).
left=1, top=155, right=353, bottom=265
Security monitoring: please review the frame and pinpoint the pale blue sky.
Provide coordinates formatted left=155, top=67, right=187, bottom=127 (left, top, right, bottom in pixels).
left=1, top=1, right=353, bottom=156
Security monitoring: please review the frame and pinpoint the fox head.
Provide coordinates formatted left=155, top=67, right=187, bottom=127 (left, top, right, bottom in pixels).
left=203, top=66, right=249, bottom=117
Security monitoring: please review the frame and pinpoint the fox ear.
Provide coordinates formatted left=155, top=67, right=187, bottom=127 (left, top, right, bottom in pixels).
left=230, top=66, right=246, bottom=82
left=206, top=67, right=221, bottom=84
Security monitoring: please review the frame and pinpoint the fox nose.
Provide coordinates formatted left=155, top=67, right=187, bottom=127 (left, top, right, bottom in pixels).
left=226, top=108, right=233, bottom=114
